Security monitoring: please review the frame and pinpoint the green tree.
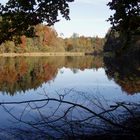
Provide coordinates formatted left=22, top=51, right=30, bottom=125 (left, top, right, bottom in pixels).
left=0, top=0, right=74, bottom=44
left=107, top=0, right=140, bottom=33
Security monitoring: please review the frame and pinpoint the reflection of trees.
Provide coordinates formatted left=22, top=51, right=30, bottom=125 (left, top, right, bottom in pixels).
left=0, top=56, right=103, bottom=95
left=0, top=91, right=140, bottom=139
left=104, top=56, right=140, bottom=94
left=0, top=57, right=58, bottom=95
left=64, top=56, right=103, bottom=70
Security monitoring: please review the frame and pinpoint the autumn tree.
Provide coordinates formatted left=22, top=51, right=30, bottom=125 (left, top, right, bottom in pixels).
left=0, top=0, right=74, bottom=44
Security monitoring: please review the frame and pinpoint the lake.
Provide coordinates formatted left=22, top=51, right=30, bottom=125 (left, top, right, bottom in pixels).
left=0, top=56, right=140, bottom=139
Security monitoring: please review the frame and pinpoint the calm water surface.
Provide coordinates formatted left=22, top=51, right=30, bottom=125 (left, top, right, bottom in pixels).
left=0, top=56, right=139, bottom=138
left=0, top=56, right=139, bottom=100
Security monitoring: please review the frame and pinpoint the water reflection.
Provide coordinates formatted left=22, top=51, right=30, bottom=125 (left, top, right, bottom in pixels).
left=104, top=56, right=140, bottom=94
left=0, top=56, right=103, bottom=95
left=0, top=55, right=140, bottom=95
left=0, top=56, right=140, bottom=139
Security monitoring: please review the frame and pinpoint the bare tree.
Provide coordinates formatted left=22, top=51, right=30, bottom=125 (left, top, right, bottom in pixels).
left=0, top=90, right=140, bottom=139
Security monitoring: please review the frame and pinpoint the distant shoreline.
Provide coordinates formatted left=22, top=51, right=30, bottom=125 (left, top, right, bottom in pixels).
left=0, top=52, right=85, bottom=57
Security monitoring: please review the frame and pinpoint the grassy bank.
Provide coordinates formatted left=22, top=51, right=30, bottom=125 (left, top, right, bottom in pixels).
left=0, top=52, right=85, bottom=57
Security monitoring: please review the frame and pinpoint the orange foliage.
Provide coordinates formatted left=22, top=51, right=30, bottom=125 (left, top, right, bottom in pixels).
left=35, top=25, right=58, bottom=46
left=20, top=35, right=26, bottom=49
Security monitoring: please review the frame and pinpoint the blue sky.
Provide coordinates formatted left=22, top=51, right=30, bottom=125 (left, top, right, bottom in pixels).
left=54, top=0, right=112, bottom=37
left=1, top=0, right=112, bottom=37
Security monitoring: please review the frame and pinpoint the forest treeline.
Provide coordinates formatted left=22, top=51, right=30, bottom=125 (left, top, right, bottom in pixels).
left=104, top=28, right=140, bottom=56
left=0, top=24, right=105, bottom=54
